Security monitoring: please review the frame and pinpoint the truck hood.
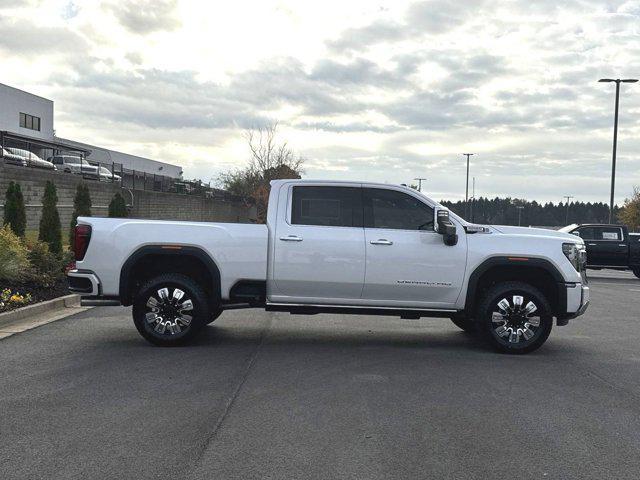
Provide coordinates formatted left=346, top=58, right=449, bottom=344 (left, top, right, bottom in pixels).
left=490, top=225, right=582, bottom=242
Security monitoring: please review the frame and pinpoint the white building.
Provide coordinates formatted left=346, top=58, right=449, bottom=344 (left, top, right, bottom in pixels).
left=0, top=83, right=183, bottom=179
left=0, top=83, right=54, bottom=141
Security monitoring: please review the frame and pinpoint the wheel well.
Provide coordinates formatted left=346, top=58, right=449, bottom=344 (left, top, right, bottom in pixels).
left=120, top=249, right=220, bottom=308
left=469, top=265, right=560, bottom=316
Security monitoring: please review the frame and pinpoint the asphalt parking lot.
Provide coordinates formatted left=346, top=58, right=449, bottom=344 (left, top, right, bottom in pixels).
left=1, top=271, right=639, bottom=480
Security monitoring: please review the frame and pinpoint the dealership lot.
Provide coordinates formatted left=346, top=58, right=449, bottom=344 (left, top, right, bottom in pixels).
left=0, top=272, right=639, bottom=480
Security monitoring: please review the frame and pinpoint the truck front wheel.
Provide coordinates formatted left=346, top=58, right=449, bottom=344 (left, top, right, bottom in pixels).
left=132, top=273, right=210, bottom=346
left=476, top=281, right=553, bottom=354
left=206, top=309, right=222, bottom=325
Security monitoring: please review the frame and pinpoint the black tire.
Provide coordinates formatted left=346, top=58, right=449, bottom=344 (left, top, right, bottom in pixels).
left=633, top=268, right=640, bottom=280
left=476, top=281, right=553, bottom=354
left=450, top=316, right=476, bottom=333
left=132, top=273, right=210, bottom=346
left=206, top=309, right=223, bottom=325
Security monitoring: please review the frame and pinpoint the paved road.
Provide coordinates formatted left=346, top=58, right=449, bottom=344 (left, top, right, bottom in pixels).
left=1, top=272, right=639, bottom=479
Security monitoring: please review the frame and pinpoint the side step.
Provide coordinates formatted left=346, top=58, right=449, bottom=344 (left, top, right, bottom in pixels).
left=81, top=299, right=122, bottom=307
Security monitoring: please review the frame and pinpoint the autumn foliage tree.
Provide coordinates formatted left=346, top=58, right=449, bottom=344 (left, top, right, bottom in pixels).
left=219, top=123, right=303, bottom=222
left=619, top=187, right=640, bottom=232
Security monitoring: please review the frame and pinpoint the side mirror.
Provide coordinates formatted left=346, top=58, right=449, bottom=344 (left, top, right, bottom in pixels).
left=434, top=208, right=458, bottom=246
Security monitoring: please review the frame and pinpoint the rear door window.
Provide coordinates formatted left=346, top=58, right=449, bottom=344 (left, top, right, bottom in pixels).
left=291, top=186, right=362, bottom=227
left=595, top=227, right=623, bottom=241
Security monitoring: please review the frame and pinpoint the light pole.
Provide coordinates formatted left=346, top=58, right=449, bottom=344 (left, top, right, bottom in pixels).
left=516, top=206, right=524, bottom=226
left=470, top=177, right=476, bottom=223
left=414, top=177, right=427, bottom=192
left=598, top=78, right=638, bottom=223
left=563, top=195, right=573, bottom=224
left=463, top=153, right=474, bottom=218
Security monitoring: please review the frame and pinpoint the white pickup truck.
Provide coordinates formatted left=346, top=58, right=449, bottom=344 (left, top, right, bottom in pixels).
left=68, top=179, right=590, bottom=354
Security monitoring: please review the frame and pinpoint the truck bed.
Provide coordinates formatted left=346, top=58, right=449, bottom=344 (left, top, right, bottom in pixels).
left=76, top=217, right=268, bottom=299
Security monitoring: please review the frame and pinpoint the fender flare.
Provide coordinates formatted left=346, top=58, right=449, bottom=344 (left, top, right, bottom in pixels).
left=119, top=245, right=221, bottom=305
left=464, top=256, right=566, bottom=316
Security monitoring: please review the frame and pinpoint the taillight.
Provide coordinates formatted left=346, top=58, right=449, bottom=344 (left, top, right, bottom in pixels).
left=74, top=224, right=92, bottom=261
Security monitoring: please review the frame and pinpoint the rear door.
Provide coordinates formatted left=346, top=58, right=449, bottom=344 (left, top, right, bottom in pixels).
left=271, top=184, right=366, bottom=303
left=361, top=187, right=467, bottom=308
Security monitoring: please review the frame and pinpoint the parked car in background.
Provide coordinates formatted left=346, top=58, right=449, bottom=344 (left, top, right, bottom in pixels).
left=560, top=223, right=640, bottom=278
left=1, top=148, right=28, bottom=167
left=49, top=155, right=99, bottom=178
left=99, top=166, right=121, bottom=183
left=6, top=147, right=55, bottom=170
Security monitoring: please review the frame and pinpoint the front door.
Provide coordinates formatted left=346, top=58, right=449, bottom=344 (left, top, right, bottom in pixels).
left=578, top=226, right=627, bottom=266
left=361, top=188, right=467, bottom=309
left=271, top=185, right=366, bottom=303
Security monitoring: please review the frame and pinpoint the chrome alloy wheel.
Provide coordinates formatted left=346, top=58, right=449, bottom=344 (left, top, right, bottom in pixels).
left=144, top=287, right=194, bottom=335
left=490, top=295, right=541, bottom=345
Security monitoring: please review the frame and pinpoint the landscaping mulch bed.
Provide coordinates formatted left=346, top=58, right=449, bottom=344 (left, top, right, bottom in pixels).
left=0, top=278, right=69, bottom=314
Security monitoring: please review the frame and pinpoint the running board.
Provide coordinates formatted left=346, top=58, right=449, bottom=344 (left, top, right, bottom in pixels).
left=81, top=299, right=122, bottom=307
left=265, top=303, right=457, bottom=319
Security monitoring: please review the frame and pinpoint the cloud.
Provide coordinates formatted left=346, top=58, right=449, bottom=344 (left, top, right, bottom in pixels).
left=103, top=0, right=180, bottom=34
left=0, top=15, right=88, bottom=55
left=329, top=0, right=486, bottom=52
left=1, top=0, right=639, bottom=202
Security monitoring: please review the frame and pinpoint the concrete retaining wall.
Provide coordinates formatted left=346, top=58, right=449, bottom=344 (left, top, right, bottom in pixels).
left=0, top=161, right=256, bottom=230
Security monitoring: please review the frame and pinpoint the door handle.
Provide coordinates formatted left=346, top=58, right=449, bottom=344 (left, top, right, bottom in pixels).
left=370, top=239, right=393, bottom=245
left=280, top=235, right=303, bottom=242
left=619, top=244, right=627, bottom=247
left=588, top=243, right=597, bottom=246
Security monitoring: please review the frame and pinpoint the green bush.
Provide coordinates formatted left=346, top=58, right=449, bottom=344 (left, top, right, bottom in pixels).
left=3, top=181, right=27, bottom=237
left=108, top=192, right=128, bottom=218
left=39, top=181, right=62, bottom=255
left=70, top=184, right=92, bottom=245
left=0, top=225, right=30, bottom=282
left=26, top=240, right=65, bottom=286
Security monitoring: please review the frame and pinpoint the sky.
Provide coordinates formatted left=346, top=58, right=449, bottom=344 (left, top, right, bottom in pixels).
left=0, top=0, right=639, bottom=203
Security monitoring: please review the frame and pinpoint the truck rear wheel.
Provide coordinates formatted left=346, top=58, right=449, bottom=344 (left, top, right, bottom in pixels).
left=132, top=273, right=210, bottom=346
left=476, top=281, right=553, bottom=354
left=633, top=268, right=640, bottom=279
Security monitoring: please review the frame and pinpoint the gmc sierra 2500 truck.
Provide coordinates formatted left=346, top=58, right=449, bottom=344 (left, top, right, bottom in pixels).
left=68, top=180, right=590, bottom=354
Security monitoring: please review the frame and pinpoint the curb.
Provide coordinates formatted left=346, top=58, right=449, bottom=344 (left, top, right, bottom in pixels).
left=0, top=294, right=81, bottom=328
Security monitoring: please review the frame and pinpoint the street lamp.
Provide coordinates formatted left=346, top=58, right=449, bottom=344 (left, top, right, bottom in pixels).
left=598, top=78, right=638, bottom=223
left=516, top=205, right=524, bottom=226
left=414, top=177, right=427, bottom=192
left=462, top=153, right=474, bottom=218
left=563, top=195, right=573, bottom=225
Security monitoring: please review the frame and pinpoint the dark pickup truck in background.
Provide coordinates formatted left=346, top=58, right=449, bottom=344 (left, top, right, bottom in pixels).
left=561, top=224, right=640, bottom=278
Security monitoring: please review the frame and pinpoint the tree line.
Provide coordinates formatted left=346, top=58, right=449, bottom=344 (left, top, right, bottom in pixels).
left=440, top=197, right=618, bottom=227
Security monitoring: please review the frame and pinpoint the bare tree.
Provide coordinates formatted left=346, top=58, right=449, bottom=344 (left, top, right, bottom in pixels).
left=245, top=123, right=303, bottom=176
left=219, top=123, right=304, bottom=222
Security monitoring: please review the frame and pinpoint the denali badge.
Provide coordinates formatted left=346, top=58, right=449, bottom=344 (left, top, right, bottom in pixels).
left=397, top=280, right=452, bottom=287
